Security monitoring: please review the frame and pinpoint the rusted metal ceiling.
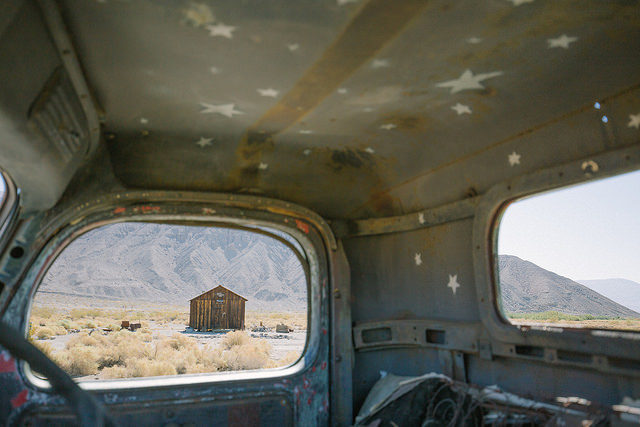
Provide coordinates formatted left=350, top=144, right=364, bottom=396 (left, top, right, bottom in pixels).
left=57, top=0, right=640, bottom=219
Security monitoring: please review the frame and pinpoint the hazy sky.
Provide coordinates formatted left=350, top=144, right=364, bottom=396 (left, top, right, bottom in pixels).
left=498, top=169, right=640, bottom=284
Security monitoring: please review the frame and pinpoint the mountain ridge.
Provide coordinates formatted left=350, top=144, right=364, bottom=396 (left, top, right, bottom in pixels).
left=39, top=223, right=307, bottom=311
left=499, top=255, right=639, bottom=317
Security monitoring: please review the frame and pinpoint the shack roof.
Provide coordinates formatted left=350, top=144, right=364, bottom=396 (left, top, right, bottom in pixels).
left=190, top=285, right=248, bottom=302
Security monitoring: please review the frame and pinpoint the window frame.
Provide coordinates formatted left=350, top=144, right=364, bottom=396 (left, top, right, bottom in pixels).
left=473, top=145, right=640, bottom=369
left=8, top=191, right=334, bottom=392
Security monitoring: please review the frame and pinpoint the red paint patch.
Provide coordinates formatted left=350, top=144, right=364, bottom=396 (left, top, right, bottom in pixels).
left=113, top=207, right=126, bottom=214
left=303, top=378, right=311, bottom=389
left=136, top=206, right=161, bottom=214
left=321, top=361, right=327, bottom=370
left=322, top=328, right=327, bottom=335
left=0, top=353, right=15, bottom=373
left=295, top=219, right=309, bottom=234
left=307, top=397, right=312, bottom=405
left=311, top=366, right=316, bottom=373
left=10, top=389, right=28, bottom=408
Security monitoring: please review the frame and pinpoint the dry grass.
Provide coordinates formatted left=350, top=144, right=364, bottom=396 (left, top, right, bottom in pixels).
left=511, top=318, right=640, bottom=331
left=29, top=304, right=305, bottom=379
left=41, top=329, right=294, bottom=379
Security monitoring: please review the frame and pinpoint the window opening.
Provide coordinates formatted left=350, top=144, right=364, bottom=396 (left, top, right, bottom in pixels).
left=496, top=170, right=640, bottom=331
left=29, top=222, right=308, bottom=380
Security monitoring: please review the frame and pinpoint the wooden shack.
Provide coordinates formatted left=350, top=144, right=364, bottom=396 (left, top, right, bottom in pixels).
left=189, top=285, right=247, bottom=331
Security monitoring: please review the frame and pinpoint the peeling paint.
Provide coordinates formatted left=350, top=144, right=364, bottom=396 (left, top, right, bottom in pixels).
left=10, top=389, right=28, bottom=408
left=0, top=352, right=15, bottom=373
left=295, top=219, right=310, bottom=234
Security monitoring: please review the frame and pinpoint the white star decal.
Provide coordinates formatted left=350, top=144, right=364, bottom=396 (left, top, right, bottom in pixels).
left=303, top=149, right=312, bottom=156
left=466, top=37, right=482, bottom=44
left=380, top=123, right=397, bottom=130
left=140, top=117, right=148, bottom=124
left=509, top=0, right=534, bottom=5
left=299, top=130, right=313, bottom=134
left=337, top=88, right=348, bottom=94
left=364, top=147, right=375, bottom=154
left=206, top=23, right=236, bottom=39
left=447, top=274, right=460, bottom=295
left=200, top=103, right=244, bottom=118
left=547, top=34, right=578, bottom=49
left=508, top=151, right=521, bottom=166
left=436, top=69, right=503, bottom=94
left=287, top=43, right=299, bottom=52
left=210, top=66, right=220, bottom=74
left=451, top=103, right=472, bottom=115
left=414, top=253, right=422, bottom=266
left=363, top=107, right=374, bottom=113
left=258, top=162, right=268, bottom=170
left=628, top=113, right=640, bottom=129
left=196, top=137, right=213, bottom=147
left=418, top=213, right=425, bottom=224
left=257, top=88, right=279, bottom=97
left=371, top=59, right=390, bottom=69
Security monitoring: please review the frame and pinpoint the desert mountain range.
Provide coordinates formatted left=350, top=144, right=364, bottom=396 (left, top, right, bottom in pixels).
left=38, top=223, right=639, bottom=317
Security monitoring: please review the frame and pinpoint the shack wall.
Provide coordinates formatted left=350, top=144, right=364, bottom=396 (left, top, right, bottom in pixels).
left=189, top=286, right=246, bottom=330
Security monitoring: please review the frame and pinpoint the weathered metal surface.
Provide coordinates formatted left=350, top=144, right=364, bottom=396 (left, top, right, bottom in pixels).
left=0, top=192, right=337, bottom=426
left=329, top=241, right=352, bottom=425
left=472, top=144, right=640, bottom=361
left=36, top=0, right=100, bottom=157
left=331, top=197, right=478, bottom=238
left=353, top=319, right=482, bottom=353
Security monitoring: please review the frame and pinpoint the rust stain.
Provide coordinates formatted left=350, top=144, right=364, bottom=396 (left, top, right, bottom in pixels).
left=329, top=148, right=374, bottom=171
left=349, top=81, right=640, bottom=217
left=227, top=0, right=431, bottom=189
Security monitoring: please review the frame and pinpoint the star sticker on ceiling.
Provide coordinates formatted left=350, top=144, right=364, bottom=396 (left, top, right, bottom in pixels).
left=364, top=147, right=375, bottom=154
left=200, top=103, right=244, bottom=118
left=451, top=103, right=472, bottom=115
left=196, top=137, right=213, bottom=147
left=418, top=213, right=425, bottom=224
left=210, top=66, right=220, bottom=74
left=380, top=123, right=397, bottom=130
left=206, top=23, right=236, bottom=39
left=447, top=274, right=460, bottom=295
left=414, top=253, right=422, bottom=266
left=371, top=59, right=390, bottom=69
left=299, top=130, right=313, bottom=134
left=628, top=113, right=640, bottom=129
left=258, top=162, right=268, bottom=170
left=436, top=69, right=503, bottom=94
left=547, top=34, right=578, bottom=49
left=509, top=0, right=534, bottom=5
left=337, top=88, right=348, bottom=94
left=139, top=117, right=148, bottom=124
left=466, top=37, right=482, bottom=44
left=257, top=88, right=279, bottom=97
left=508, top=151, right=521, bottom=166
left=287, top=43, right=299, bottom=52
left=303, top=149, right=312, bottom=156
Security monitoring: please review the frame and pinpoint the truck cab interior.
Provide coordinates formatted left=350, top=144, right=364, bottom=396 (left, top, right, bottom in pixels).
left=0, top=0, right=639, bottom=425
